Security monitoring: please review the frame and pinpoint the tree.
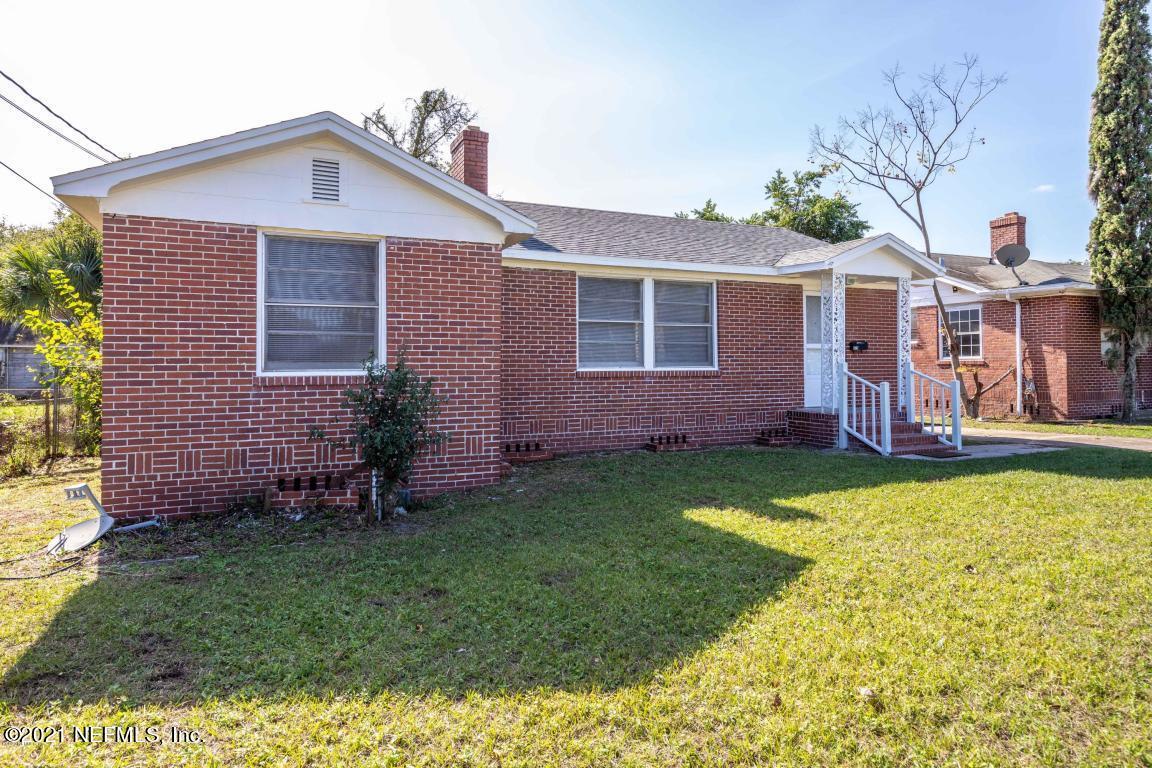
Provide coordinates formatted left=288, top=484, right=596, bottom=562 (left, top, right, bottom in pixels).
left=1088, top=0, right=1152, bottom=421
left=0, top=211, right=101, bottom=323
left=22, top=270, right=103, bottom=454
left=674, top=168, right=869, bottom=243
left=811, top=56, right=1005, bottom=418
left=313, top=354, right=449, bottom=521
left=674, top=198, right=734, bottom=222
left=363, top=88, right=478, bottom=170
left=743, top=168, right=869, bottom=242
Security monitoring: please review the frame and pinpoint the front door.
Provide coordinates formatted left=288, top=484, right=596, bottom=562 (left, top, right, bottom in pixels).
left=803, top=293, right=823, bottom=407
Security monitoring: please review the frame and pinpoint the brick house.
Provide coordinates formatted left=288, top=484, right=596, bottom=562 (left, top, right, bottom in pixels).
left=911, top=212, right=1152, bottom=420
left=53, top=112, right=961, bottom=519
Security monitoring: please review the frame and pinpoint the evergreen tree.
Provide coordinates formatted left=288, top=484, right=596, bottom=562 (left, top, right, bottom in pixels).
left=1088, top=0, right=1152, bottom=420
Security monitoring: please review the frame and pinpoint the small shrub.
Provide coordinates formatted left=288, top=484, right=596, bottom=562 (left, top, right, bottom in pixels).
left=313, top=354, right=448, bottom=520
left=22, top=269, right=101, bottom=454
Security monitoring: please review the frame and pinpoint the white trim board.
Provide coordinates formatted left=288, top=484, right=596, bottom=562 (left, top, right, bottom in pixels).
left=505, top=231, right=943, bottom=282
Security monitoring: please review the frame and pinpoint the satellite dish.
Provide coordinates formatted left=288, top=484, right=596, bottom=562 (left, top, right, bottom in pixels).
left=995, top=244, right=1031, bottom=268
left=49, top=514, right=115, bottom=554
left=994, top=244, right=1031, bottom=286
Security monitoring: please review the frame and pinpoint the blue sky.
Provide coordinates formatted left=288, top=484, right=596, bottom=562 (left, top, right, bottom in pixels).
left=1, top=0, right=1101, bottom=261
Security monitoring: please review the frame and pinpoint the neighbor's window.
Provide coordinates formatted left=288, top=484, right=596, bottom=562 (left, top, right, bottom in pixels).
left=939, top=306, right=981, bottom=360
left=577, top=276, right=715, bottom=369
left=577, top=277, right=644, bottom=368
left=263, top=235, right=380, bottom=373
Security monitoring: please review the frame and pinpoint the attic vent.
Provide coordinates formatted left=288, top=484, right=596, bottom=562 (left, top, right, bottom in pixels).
left=311, top=158, right=340, bottom=201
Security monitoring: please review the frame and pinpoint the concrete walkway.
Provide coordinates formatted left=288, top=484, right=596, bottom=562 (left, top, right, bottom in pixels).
left=897, top=443, right=1065, bottom=461
left=965, top=429, right=1152, bottom=453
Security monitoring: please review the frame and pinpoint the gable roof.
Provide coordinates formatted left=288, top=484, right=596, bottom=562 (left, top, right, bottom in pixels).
left=51, top=112, right=536, bottom=244
left=503, top=202, right=943, bottom=279
left=937, top=252, right=1095, bottom=292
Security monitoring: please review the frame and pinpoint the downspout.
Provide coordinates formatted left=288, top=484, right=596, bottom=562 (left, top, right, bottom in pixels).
left=1004, top=291, right=1023, bottom=416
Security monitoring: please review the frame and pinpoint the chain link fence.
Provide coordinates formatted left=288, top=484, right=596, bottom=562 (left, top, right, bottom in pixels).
left=0, top=388, right=83, bottom=476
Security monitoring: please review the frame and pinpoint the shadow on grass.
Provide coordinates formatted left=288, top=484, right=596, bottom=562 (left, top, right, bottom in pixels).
left=4, top=444, right=1150, bottom=705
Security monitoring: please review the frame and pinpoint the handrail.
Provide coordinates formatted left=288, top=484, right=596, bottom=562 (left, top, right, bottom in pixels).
left=906, top=366, right=963, bottom=450
left=838, top=365, right=892, bottom=455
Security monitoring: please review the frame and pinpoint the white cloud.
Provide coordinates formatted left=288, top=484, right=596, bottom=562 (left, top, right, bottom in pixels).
left=1032, top=184, right=1056, bottom=193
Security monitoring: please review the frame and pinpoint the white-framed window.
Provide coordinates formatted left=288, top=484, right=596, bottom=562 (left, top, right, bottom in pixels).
left=577, top=276, right=716, bottom=370
left=258, top=233, right=384, bottom=374
left=939, top=305, right=982, bottom=360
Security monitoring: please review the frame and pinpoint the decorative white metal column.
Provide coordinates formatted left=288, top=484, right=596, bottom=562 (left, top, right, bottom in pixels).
left=896, top=276, right=912, bottom=411
left=820, top=271, right=846, bottom=410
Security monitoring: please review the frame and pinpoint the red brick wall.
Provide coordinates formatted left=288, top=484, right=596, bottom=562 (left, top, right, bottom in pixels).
left=911, top=294, right=1152, bottom=420
left=500, top=270, right=901, bottom=452
left=101, top=214, right=502, bottom=519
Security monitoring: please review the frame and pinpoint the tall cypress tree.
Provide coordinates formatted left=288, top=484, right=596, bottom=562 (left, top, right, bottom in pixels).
left=1088, top=0, right=1152, bottom=420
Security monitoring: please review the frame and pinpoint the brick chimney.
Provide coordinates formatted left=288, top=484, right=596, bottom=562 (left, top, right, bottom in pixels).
left=449, top=126, right=488, bottom=195
left=990, top=211, right=1026, bottom=257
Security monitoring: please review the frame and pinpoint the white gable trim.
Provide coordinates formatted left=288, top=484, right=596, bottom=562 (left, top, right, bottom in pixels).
left=775, top=234, right=945, bottom=279
left=52, top=112, right=536, bottom=243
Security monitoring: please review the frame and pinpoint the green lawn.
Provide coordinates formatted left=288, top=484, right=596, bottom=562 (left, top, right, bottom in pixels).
left=2, top=448, right=1151, bottom=766
left=965, top=417, right=1152, bottom=439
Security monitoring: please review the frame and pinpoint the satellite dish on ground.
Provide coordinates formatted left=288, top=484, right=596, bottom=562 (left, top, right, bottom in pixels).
left=994, top=244, right=1031, bottom=286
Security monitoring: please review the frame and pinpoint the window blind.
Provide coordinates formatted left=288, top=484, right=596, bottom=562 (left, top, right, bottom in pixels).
left=264, top=236, right=379, bottom=372
left=654, top=281, right=713, bottom=367
left=577, top=277, right=643, bottom=367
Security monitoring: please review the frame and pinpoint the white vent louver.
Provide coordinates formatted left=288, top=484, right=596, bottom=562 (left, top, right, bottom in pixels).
left=311, top=158, right=340, bottom=201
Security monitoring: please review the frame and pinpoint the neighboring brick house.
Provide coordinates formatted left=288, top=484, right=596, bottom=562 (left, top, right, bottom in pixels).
left=910, top=212, right=1152, bottom=420
left=53, top=112, right=950, bottom=519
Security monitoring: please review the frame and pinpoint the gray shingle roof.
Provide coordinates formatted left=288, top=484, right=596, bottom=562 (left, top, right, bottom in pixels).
left=773, top=235, right=885, bottom=267
left=939, top=253, right=1095, bottom=291
left=503, top=201, right=827, bottom=267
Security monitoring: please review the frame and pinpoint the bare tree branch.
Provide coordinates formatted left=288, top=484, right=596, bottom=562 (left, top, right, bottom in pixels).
left=811, top=56, right=1005, bottom=417
left=363, top=88, right=478, bottom=171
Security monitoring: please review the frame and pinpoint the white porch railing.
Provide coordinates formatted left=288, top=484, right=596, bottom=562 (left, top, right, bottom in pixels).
left=838, top=365, right=892, bottom=455
left=906, top=367, right=963, bottom=450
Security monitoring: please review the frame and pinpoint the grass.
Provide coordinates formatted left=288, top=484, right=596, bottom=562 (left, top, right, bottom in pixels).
left=1, top=448, right=1151, bottom=766
left=965, top=417, right=1152, bottom=439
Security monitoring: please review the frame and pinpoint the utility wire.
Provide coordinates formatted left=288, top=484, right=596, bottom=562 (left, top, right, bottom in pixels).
left=0, top=157, right=62, bottom=206
left=0, top=67, right=122, bottom=160
left=0, top=91, right=112, bottom=163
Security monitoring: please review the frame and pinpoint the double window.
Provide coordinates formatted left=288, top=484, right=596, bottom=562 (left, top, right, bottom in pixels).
left=939, top=306, right=981, bottom=360
left=261, top=235, right=381, bottom=373
left=577, top=276, right=716, bottom=369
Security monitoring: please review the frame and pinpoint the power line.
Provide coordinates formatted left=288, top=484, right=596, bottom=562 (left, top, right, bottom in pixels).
left=0, top=91, right=112, bottom=164
left=0, top=157, right=68, bottom=216
left=0, top=68, right=122, bottom=160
